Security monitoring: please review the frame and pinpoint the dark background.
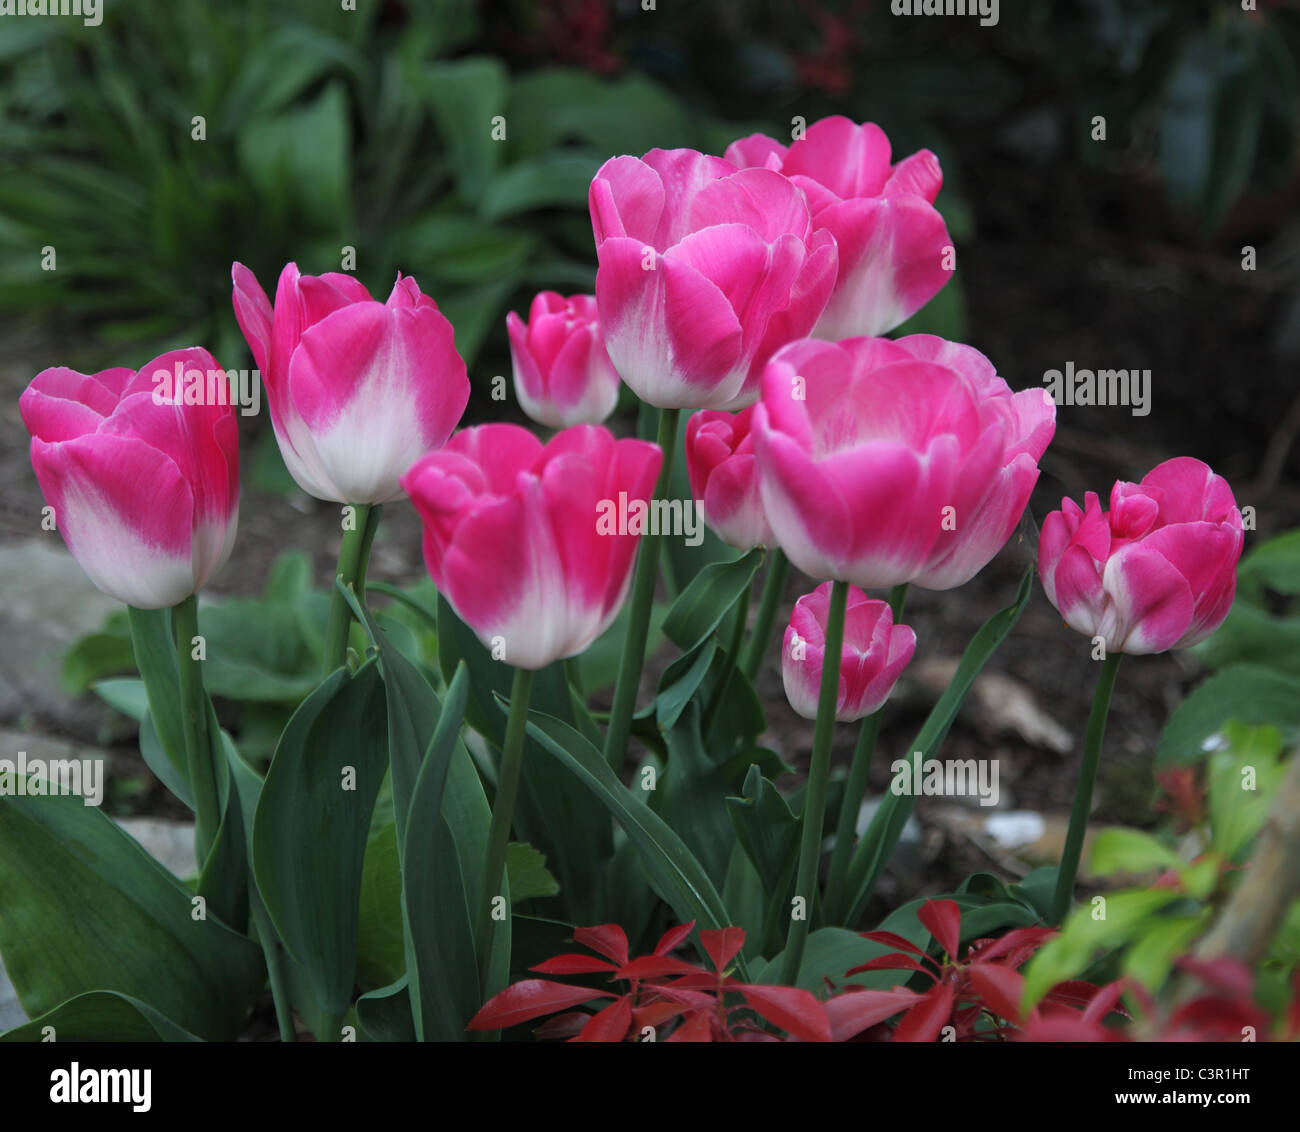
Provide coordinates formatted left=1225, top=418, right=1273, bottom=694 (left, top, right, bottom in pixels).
left=2, top=0, right=1297, bottom=899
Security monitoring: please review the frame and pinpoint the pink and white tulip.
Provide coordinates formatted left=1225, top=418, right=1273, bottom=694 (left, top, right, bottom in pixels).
left=231, top=262, right=469, bottom=504
left=1038, top=458, right=1244, bottom=655
left=726, top=116, right=952, bottom=339
left=506, top=292, right=621, bottom=428
left=19, top=348, right=239, bottom=609
left=588, top=147, right=837, bottom=410
left=402, top=424, right=662, bottom=670
left=684, top=405, right=772, bottom=550
left=782, top=582, right=916, bottom=722
left=753, top=334, right=1056, bottom=590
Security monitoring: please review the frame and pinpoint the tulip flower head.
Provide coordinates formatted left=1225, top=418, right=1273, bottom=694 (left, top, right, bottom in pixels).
left=231, top=262, right=469, bottom=504
left=588, top=147, right=837, bottom=411
left=506, top=292, right=621, bottom=428
left=684, top=405, right=773, bottom=550
left=20, top=348, right=240, bottom=609
left=1038, top=458, right=1244, bottom=655
left=726, top=116, right=953, bottom=340
left=782, top=582, right=916, bottom=722
left=754, top=334, right=1056, bottom=590
left=402, top=424, right=662, bottom=670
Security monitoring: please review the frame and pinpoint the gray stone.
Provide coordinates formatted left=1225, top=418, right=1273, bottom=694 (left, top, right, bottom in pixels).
left=0, top=539, right=121, bottom=741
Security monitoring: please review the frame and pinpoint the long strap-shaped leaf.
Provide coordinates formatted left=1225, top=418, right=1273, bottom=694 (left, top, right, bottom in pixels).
left=340, top=583, right=492, bottom=1040
left=523, top=707, right=743, bottom=976
left=842, top=567, right=1035, bottom=926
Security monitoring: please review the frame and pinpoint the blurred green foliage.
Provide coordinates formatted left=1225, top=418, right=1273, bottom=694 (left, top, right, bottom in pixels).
left=1, top=0, right=1294, bottom=382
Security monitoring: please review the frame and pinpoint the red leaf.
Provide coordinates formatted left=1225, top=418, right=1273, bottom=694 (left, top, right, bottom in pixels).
left=617, top=955, right=705, bottom=981
left=845, top=954, right=938, bottom=979
left=653, top=970, right=718, bottom=991
left=572, top=995, right=633, bottom=1042
left=824, top=988, right=920, bottom=1042
left=632, top=1001, right=688, bottom=1031
left=653, top=921, right=697, bottom=956
left=467, top=979, right=614, bottom=1030
left=858, top=930, right=933, bottom=959
left=530, top=954, right=620, bottom=975
left=645, top=982, right=716, bottom=1011
left=968, top=963, right=1026, bottom=1025
left=1017, top=1012, right=1119, bottom=1043
left=700, top=926, right=746, bottom=973
left=573, top=924, right=629, bottom=966
left=917, top=899, right=962, bottom=961
left=893, top=982, right=956, bottom=1043
left=966, top=927, right=1056, bottom=966
left=736, top=984, right=831, bottom=1043
left=666, top=1010, right=715, bottom=1042
left=1052, top=980, right=1124, bottom=1018
left=532, top=1011, right=590, bottom=1041
left=1174, top=955, right=1255, bottom=1000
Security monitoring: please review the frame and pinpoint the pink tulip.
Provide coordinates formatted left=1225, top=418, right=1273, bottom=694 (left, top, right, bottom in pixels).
left=19, top=348, right=239, bottom=609
left=402, top=424, right=662, bottom=670
left=506, top=292, right=621, bottom=428
left=725, top=116, right=952, bottom=339
left=753, top=334, right=1055, bottom=590
left=588, top=147, right=837, bottom=410
left=782, top=582, right=916, bottom=722
left=231, top=262, right=469, bottom=504
left=684, top=405, right=772, bottom=550
left=1038, top=458, right=1244, bottom=655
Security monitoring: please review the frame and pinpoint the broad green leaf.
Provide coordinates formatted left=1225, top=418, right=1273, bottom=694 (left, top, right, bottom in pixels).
left=343, top=588, right=501, bottom=1034
left=400, top=663, right=483, bottom=1040
left=1089, top=828, right=1183, bottom=877
left=481, top=152, right=599, bottom=220
left=726, top=764, right=798, bottom=896
left=92, top=677, right=148, bottom=722
left=424, top=56, right=508, bottom=203
left=1022, top=889, right=1180, bottom=1009
left=1123, top=913, right=1209, bottom=992
left=1, top=990, right=200, bottom=1043
left=661, top=546, right=763, bottom=654
left=1208, top=722, right=1285, bottom=859
left=1155, top=665, right=1300, bottom=767
left=253, top=661, right=387, bottom=1027
left=356, top=822, right=404, bottom=990
left=355, top=976, right=416, bottom=1043
left=0, top=791, right=263, bottom=1041
left=523, top=708, right=737, bottom=953
left=506, top=842, right=561, bottom=905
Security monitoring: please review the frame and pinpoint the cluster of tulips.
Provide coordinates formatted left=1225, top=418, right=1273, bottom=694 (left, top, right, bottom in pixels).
left=19, top=116, right=1245, bottom=1036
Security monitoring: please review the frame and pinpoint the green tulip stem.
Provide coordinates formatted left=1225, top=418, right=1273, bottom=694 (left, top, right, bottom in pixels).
left=824, top=583, right=908, bottom=924
left=602, top=405, right=680, bottom=770
left=172, top=593, right=219, bottom=856
left=477, top=665, right=535, bottom=990
left=777, top=578, right=848, bottom=986
left=1051, top=649, right=1123, bottom=925
left=323, top=503, right=375, bottom=676
left=741, top=547, right=789, bottom=682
